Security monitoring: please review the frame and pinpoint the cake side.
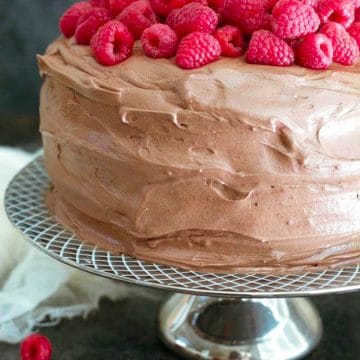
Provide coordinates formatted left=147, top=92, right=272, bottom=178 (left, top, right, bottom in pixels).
left=38, top=38, right=360, bottom=273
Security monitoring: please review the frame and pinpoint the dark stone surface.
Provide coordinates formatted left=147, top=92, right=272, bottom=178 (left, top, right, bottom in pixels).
left=0, top=289, right=359, bottom=360
left=0, top=0, right=73, bottom=117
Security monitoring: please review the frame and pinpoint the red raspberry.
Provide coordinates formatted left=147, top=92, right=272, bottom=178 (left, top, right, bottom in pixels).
left=117, top=0, right=157, bottom=39
left=207, top=0, right=225, bottom=10
left=316, top=0, right=355, bottom=28
left=166, top=8, right=179, bottom=28
left=220, top=0, right=268, bottom=35
left=348, top=22, right=360, bottom=47
left=109, top=0, right=136, bottom=16
left=171, top=0, right=208, bottom=9
left=149, top=0, right=172, bottom=16
left=298, top=0, right=318, bottom=5
left=265, top=0, right=278, bottom=9
left=176, top=31, right=221, bottom=68
left=20, top=334, right=52, bottom=360
left=272, top=0, right=320, bottom=39
left=90, top=0, right=110, bottom=8
left=213, top=25, right=246, bottom=57
left=75, top=7, right=112, bottom=44
left=356, top=8, right=360, bottom=22
left=262, top=13, right=273, bottom=30
left=141, top=24, right=178, bottom=57
left=173, top=3, right=218, bottom=37
left=295, top=33, right=333, bottom=69
left=320, top=22, right=359, bottom=64
left=59, top=2, right=92, bottom=38
left=246, top=29, right=295, bottom=66
left=91, top=20, right=134, bottom=65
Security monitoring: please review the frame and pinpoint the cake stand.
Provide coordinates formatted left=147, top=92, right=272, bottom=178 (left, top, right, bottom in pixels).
left=5, top=154, right=360, bottom=360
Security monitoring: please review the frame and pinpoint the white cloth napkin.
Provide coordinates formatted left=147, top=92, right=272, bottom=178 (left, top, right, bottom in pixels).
left=0, top=147, right=130, bottom=343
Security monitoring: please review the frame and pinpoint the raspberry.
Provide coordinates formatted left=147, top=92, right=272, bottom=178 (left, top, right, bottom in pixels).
left=207, top=0, right=225, bottom=10
left=220, top=0, right=268, bottom=35
left=91, top=20, right=134, bottom=65
left=298, top=0, right=318, bottom=5
left=320, top=22, right=359, bottom=64
left=316, top=0, right=355, bottom=28
left=166, top=8, right=179, bottom=28
left=173, top=3, right=218, bottom=37
left=149, top=0, right=172, bottom=16
left=109, top=0, right=136, bottom=16
left=90, top=0, right=110, bottom=8
left=171, top=0, right=208, bottom=9
left=295, top=33, right=333, bottom=69
left=213, top=25, right=246, bottom=57
left=141, top=24, right=178, bottom=57
left=348, top=22, right=360, bottom=47
left=59, top=2, right=92, bottom=38
left=117, top=0, right=157, bottom=39
left=356, top=8, right=360, bottom=22
left=262, top=13, right=273, bottom=30
left=246, top=29, right=295, bottom=65
left=176, top=31, right=221, bottom=68
left=272, top=0, right=320, bottom=39
left=265, top=0, right=278, bottom=9
left=20, top=334, right=52, bottom=360
left=75, top=7, right=112, bottom=44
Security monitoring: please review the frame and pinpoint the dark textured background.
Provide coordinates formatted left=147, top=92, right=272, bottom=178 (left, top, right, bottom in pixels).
left=0, top=2, right=359, bottom=359
left=0, top=0, right=72, bottom=117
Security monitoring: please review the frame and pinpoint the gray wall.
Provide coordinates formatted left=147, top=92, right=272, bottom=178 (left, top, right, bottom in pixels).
left=0, top=0, right=73, bottom=116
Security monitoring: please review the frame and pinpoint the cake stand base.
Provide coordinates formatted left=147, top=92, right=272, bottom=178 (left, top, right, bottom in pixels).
left=159, top=294, right=322, bottom=360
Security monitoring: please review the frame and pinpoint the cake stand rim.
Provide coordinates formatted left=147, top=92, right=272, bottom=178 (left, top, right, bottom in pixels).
left=4, top=152, right=360, bottom=298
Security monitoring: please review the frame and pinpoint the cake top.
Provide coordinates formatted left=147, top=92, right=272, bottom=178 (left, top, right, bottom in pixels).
left=58, top=0, right=360, bottom=70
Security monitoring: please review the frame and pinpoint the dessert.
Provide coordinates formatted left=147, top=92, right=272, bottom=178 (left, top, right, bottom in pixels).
left=38, top=0, right=360, bottom=273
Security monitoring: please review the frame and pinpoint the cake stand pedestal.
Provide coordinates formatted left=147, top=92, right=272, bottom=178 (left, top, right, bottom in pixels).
left=159, top=295, right=321, bottom=360
left=5, top=155, right=360, bottom=360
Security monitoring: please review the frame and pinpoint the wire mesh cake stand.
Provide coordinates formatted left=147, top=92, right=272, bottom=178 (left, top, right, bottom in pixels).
left=5, top=154, right=360, bottom=360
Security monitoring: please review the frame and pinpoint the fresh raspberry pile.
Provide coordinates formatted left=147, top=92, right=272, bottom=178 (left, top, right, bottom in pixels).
left=59, top=0, right=360, bottom=69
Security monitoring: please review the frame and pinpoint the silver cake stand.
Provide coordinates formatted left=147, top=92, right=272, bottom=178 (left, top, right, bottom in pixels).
left=5, top=154, right=360, bottom=360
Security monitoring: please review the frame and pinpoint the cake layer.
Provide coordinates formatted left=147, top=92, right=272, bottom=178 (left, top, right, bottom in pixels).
left=38, top=37, right=360, bottom=273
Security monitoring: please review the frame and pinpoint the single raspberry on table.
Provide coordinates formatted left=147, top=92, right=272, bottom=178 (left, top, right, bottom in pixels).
left=117, top=0, right=157, bottom=39
left=213, top=25, right=246, bottom=57
left=173, top=3, right=218, bottom=37
left=75, top=7, right=112, bottom=44
left=320, top=21, right=359, bottom=64
left=59, top=1, right=93, bottom=38
left=295, top=33, right=333, bottom=69
left=149, top=0, right=172, bottom=16
left=246, top=29, right=295, bottom=66
left=272, top=0, right=320, bottom=39
left=348, top=22, right=360, bottom=47
left=141, top=24, right=178, bottom=57
left=20, top=334, right=52, bottom=360
left=90, top=0, right=111, bottom=8
left=176, top=31, right=221, bottom=69
left=109, top=0, right=136, bottom=16
left=316, top=0, right=355, bottom=28
left=220, top=0, right=268, bottom=35
left=91, top=20, right=134, bottom=65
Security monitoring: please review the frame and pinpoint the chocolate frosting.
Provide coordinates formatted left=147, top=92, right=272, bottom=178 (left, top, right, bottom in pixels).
left=38, top=37, right=360, bottom=273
